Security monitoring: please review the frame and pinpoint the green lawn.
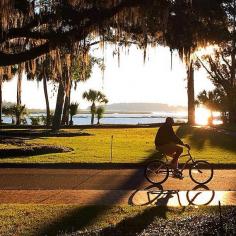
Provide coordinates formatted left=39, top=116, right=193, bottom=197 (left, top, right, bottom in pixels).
left=0, top=204, right=232, bottom=236
left=0, top=125, right=236, bottom=164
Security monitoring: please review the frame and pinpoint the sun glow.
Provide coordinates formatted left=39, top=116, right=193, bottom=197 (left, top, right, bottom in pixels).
left=195, top=45, right=218, bottom=58
left=195, top=107, right=211, bottom=125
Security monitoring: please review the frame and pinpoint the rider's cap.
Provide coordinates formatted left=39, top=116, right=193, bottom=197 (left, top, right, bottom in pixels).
left=166, top=117, right=174, bottom=124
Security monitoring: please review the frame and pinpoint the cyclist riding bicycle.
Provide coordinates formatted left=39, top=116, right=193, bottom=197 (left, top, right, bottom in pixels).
left=155, top=117, right=190, bottom=178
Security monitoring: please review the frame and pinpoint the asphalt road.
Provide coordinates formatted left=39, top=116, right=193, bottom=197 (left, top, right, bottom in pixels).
left=0, top=168, right=235, bottom=191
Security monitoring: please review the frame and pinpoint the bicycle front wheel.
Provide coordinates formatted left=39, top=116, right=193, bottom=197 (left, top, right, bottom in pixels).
left=145, top=160, right=169, bottom=184
left=189, top=161, right=214, bottom=184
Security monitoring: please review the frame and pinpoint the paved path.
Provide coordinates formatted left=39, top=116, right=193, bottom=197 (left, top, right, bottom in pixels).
left=0, top=168, right=235, bottom=206
left=0, top=168, right=235, bottom=190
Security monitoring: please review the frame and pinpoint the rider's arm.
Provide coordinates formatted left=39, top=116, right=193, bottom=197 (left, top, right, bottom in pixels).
left=170, top=127, right=190, bottom=149
left=169, top=126, right=184, bottom=145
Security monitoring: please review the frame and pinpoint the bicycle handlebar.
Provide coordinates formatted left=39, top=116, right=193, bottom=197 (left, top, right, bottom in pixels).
left=184, top=144, right=191, bottom=151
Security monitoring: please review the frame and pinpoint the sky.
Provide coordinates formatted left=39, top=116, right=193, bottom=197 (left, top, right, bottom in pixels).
left=2, top=45, right=214, bottom=109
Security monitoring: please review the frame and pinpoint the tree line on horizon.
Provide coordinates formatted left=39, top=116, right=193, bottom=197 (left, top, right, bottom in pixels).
left=0, top=0, right=235, bottom=130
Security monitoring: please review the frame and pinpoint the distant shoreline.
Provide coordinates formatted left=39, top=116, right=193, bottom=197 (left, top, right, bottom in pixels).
left=0, top=122, right=186, bottom=130
left=26, top=111, right=186, bottom=115
left=3, top=102, right=187, bottom=114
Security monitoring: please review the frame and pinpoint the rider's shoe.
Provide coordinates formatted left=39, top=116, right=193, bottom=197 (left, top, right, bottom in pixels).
left=172, top=169, right=183, bottom=179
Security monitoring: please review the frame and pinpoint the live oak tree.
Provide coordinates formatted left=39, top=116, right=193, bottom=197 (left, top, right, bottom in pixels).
left=0, top=0, right=231, bottom=125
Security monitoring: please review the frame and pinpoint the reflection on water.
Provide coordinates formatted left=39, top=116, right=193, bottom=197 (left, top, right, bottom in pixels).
left=130, top=184, right=236, bottom=207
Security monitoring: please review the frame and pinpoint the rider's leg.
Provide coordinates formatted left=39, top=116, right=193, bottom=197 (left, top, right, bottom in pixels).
left=158, top=143, right=181, bottom=169
left=170, top=145, right=183, bottom=170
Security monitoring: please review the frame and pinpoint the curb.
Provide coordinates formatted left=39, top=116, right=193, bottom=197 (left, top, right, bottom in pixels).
left=0, top=162, right=236, bottom=169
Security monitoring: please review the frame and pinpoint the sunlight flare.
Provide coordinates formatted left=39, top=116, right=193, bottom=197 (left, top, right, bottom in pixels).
left=195, top=107, right=211, bottom=125
left=195, top=45, right=218, bottom=57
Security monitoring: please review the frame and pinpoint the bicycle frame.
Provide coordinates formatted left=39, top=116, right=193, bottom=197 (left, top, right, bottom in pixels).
left=164, top=149, right=196, bottom=173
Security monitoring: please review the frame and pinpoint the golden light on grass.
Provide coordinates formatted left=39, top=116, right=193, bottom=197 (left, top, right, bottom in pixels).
left=195, top=107, right=211, bottom=126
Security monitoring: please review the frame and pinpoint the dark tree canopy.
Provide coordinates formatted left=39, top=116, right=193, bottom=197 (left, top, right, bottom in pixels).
left=0, top=0, right=230, bottom=72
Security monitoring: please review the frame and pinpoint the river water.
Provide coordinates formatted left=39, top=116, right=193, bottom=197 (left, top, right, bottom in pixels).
left=2, top=112, right=188, bottom=125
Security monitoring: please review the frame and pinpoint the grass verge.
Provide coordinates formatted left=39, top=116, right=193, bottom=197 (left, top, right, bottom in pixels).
left=0, top=125, right=235, bottom=164
left=0, top=204, right=234, bottom=236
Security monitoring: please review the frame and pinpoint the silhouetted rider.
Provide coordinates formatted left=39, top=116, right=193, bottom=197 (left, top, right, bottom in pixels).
left=155, top=117, right=190, bottom=177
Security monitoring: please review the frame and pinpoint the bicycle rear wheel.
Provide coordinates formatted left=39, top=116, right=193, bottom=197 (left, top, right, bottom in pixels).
left=189, top=160, right=214, bottom=184
left=145, top=160, right=169, bottom=184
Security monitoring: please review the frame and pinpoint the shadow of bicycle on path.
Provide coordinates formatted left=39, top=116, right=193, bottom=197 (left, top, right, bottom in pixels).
left=129, top=184, right=216, bottom=207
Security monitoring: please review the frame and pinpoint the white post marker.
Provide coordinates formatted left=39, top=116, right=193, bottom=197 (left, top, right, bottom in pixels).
left=110, top=135, right=113, bottom=163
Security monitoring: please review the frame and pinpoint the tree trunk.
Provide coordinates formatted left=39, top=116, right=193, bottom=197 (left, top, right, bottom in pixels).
left=52, top=80, right=65, bottom=131
left=62, top=96, right=69, bottom=125
left=209, top=110, right=213, bottom=126
left=43, top=76, right=51, bottom=126
left=17, top=75, right=22, bottom=106
left=91, top=103, right=95, bottom=125
left=16, top=65, right=23, bottom=125
left=91, top=112, right=94, bottom=125
left=70, top=115, right=73, bottom=125
left=61, top=78, right=71, bottom=125
left=62, top=90, right=70, bottom=125
left=228, top=102, right=236, bottom=123
left=228, top=47, right=236, bottom=123
left=0, top=76, right=2, bottom=124
left=187, top=60, right=195, bottom=125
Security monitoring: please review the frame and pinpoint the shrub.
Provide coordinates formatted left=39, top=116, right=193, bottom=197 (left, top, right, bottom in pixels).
left=30, top=116, right=41, bottom=125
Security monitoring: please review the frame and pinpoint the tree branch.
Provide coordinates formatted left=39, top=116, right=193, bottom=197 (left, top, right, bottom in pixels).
left=0, top=43, right=52, bottom=66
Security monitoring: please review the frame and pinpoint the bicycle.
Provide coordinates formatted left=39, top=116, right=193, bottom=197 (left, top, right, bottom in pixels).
left=145, top=147, right=214, bottom=185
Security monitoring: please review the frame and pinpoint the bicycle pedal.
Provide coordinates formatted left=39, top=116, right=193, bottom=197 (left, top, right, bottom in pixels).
left=173, top=174, right=184, bottom=179
left=172, top=172, right=183, bottom=179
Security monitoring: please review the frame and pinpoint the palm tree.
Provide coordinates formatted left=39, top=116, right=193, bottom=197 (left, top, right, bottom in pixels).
left=69, top=102, right=79, bottom=125
left=82, top=89, right=108, bottom=125
left=14, top=104, right=27, bottom=125
left=3, top=104, right=27, bottom=125
left=96, top=106, right=105, bottom=124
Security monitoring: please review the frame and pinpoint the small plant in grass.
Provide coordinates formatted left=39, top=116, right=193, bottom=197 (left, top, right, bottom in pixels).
left=41, top=113, right=53, bottom=126
left=69, top=103, right=79, bottom=125
left=30, top=116, right=41, bottom=125
left=96, top=106, right=105, bottom=124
